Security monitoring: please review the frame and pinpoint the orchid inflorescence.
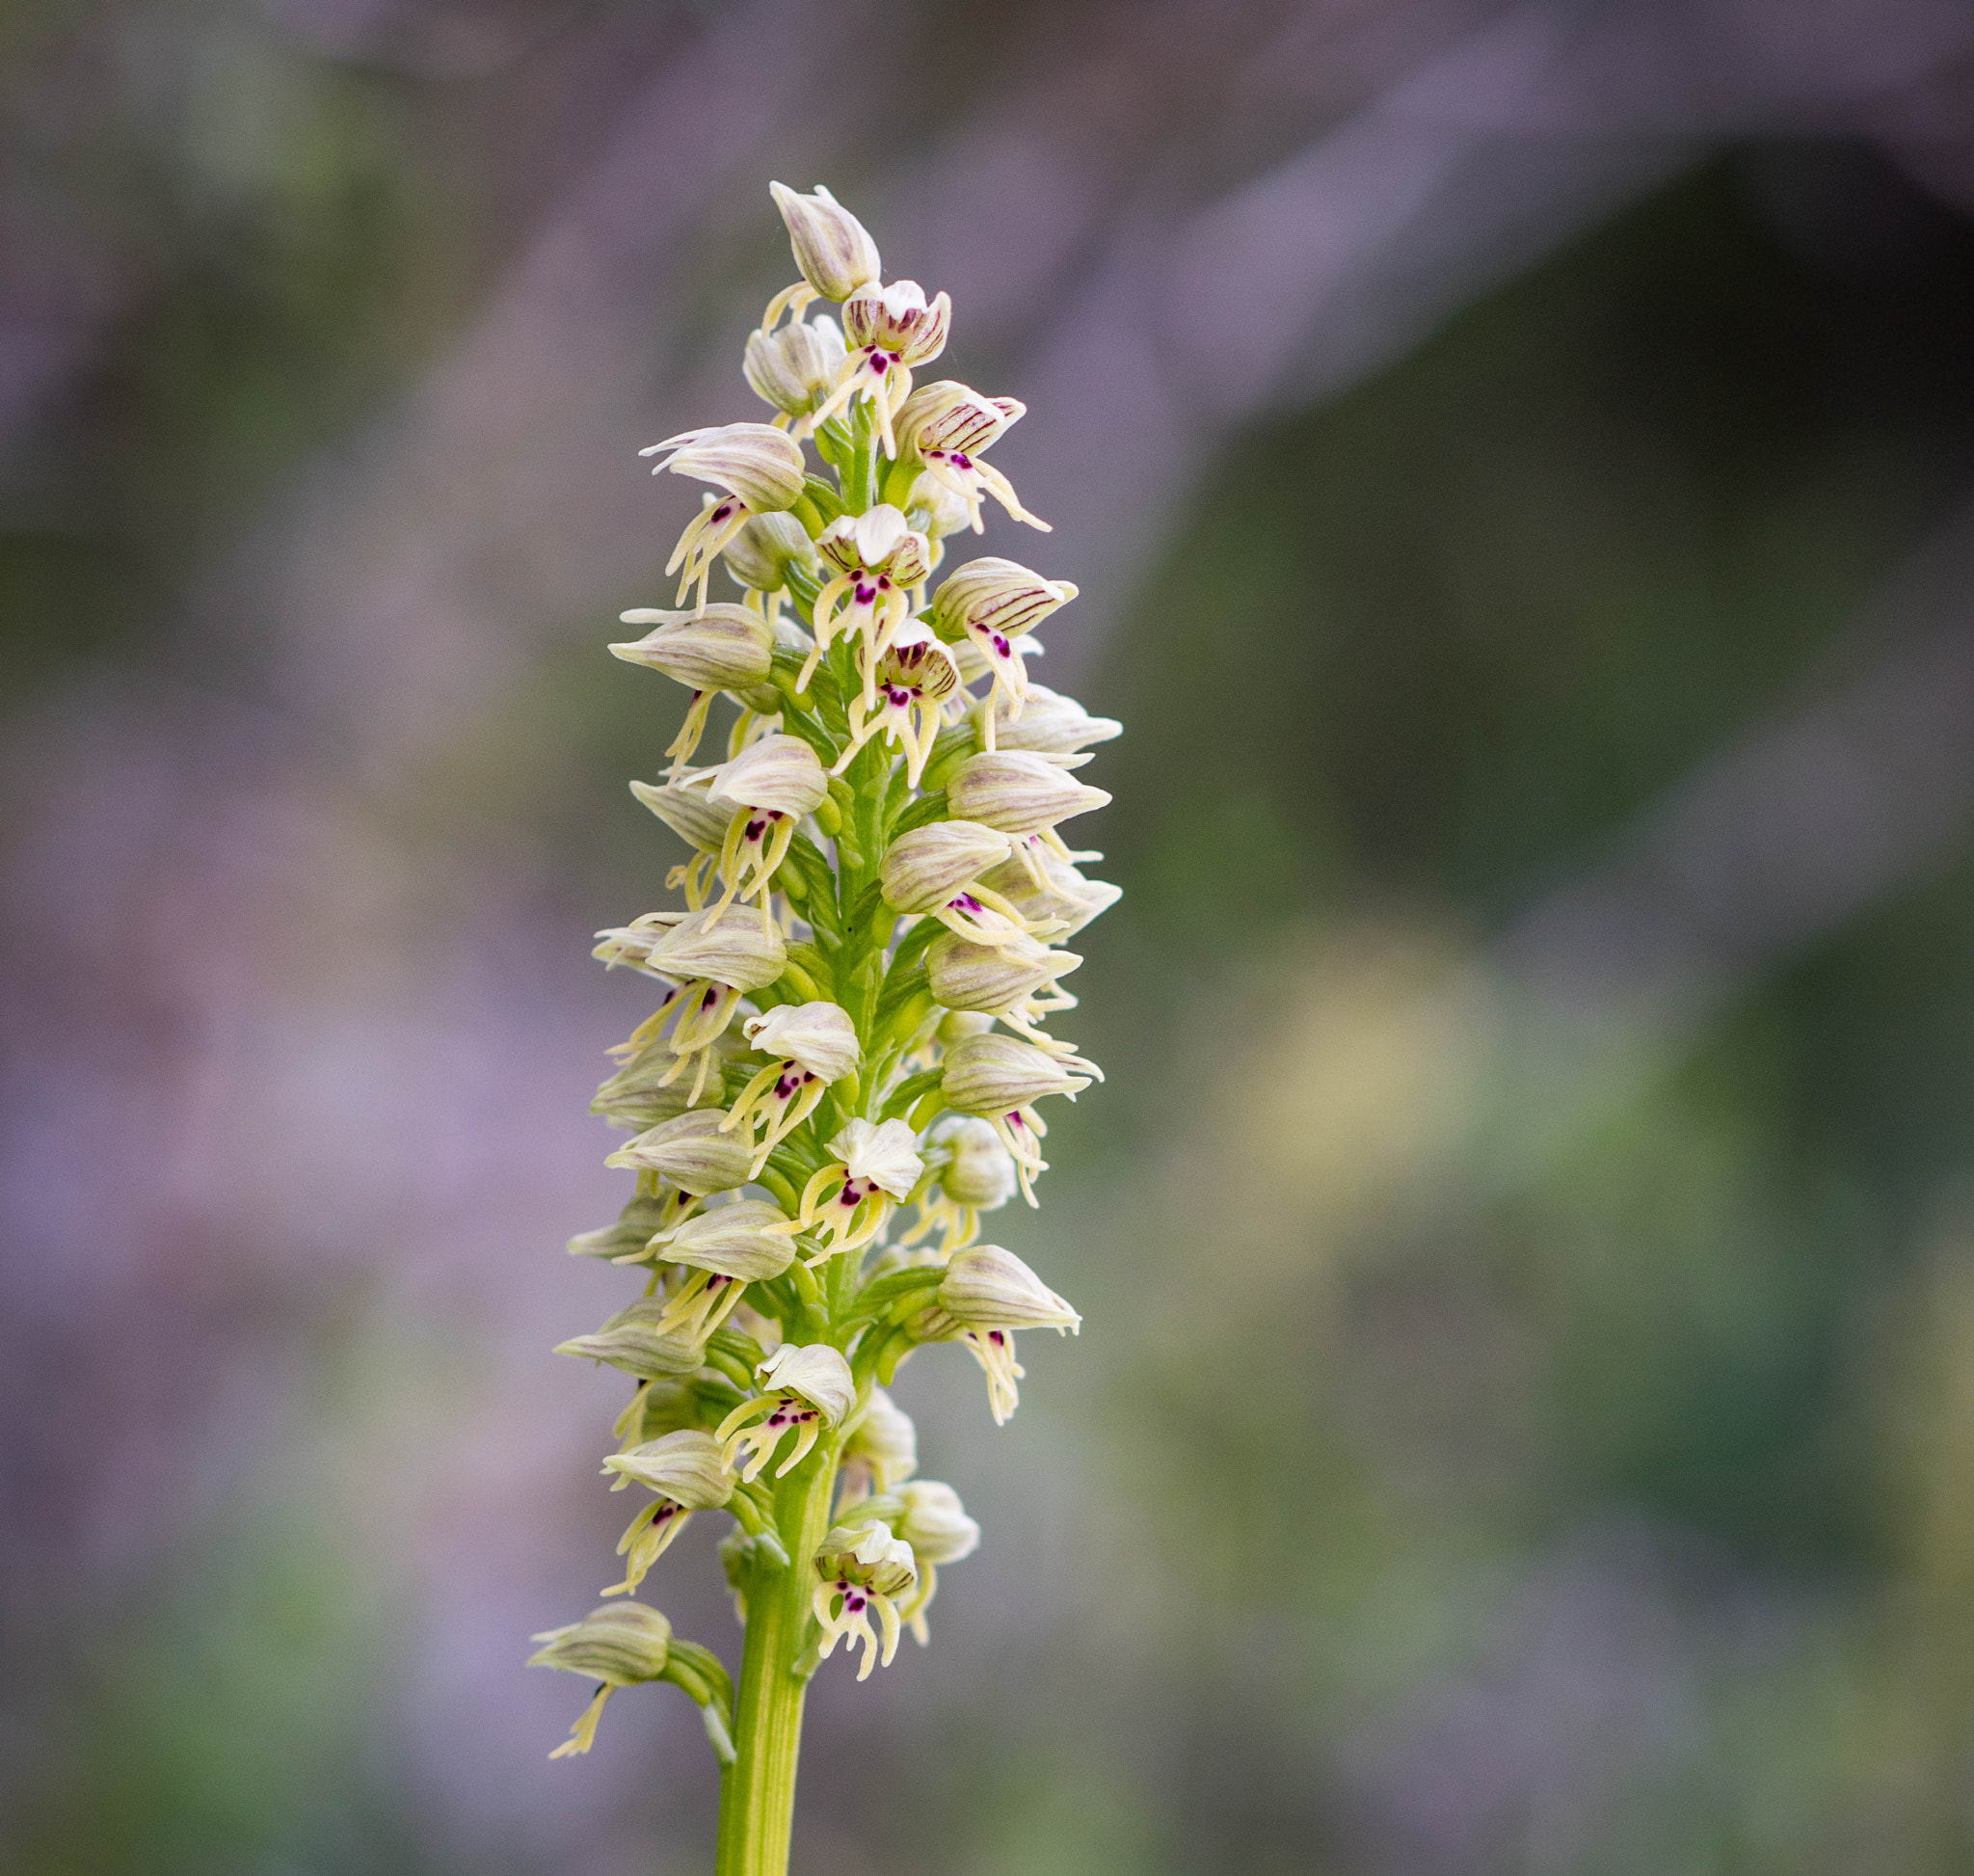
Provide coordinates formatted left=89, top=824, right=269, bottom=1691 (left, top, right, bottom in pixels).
left=531, top=182, right=1119, bottom=1870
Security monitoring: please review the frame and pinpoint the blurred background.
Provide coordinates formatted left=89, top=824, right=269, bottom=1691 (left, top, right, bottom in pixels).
left=13, top=0, right=1974, bottom=1870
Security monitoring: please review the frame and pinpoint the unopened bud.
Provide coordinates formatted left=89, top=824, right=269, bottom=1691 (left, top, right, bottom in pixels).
left=902, top=470, right=975, bottom=540
left=607, top=1110, right=756, bottom=1194
left=528, top=1602, right=672, bottom=1684
left=639, top=424, right=806, bottom=512
left=842, top=280, right=951, bottom=366
left=894, top=381, right=1024, bottom=460
left=979, top=682, right=1121, bottom=756
left=755, top=1342, right=857, bottom=1423
left=889, top=1480, right=980, bottom=1565
left=880, top=819, right=1014, bottom=913
left=930, top=558, right=1076, bottom=645
left=647, top=906, right=788, bottom=991
left=841, top=1387, right=918, bottom=1496
left=946, top=752, right=1110, bottom=835
left=743, top=1001, right=861, bottom=1081
left=924, top=1113, right=1017, bottom=1210
left=939, top=1244, right=1080, bottom=1333
left=555, top=1298, right=706, bottom=1379
left=743, top=314, right=847, bottom=418
left=770, top=182, right=881, bottom=301
left=828, top=1117, right=924, bottom=1198
left=941, top=1032, right=1093, bottom=1112
left=926, top=930, right=1080, bottom=1011
left=705, top=734, right=830, bottom=817
left=651, top=1199, right=796, bottom=1280
left=610, top=604, right=775, bottom=690
left=722, top=512, right=818, bottom=593
left=601, top=1429, right=737, bottom=1507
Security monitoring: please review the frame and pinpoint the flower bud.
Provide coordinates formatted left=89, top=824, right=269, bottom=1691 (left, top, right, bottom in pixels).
left=890, top=1480, right=980, bottom=1565
left=743, top=1001, right=860, bottom=1081
left=722, top=512, right=818, bottom=593
left=755, top=1342, right=857, bottom=1423
left=925, top=1113, right=1017, bottom=1209
left=639, top=423, right=806, bottom=512
left=841, top=1387, right=918, bottom=1496
left=929, top=558, right=1076, bottom=645
left=647, top=905, right=788, bottom=991
left=894, top=381, right=1024, bottom=460
left=607, top=1109, right=756, bottom=1194
left=926, top=930, right=1080, bottom=1012
left=601, top=1429, right=737, bottom=1508
left=629, top=778, right=739, bottom=854
left=743, top=313, right=847, bottom=418
left=651, top=1199, right=796, bottom=1280
left=978, top=682, right=1121, bottom=756
left=842, top=280, right=951, bottom=366
left=555, top=1297, right=706, bottom=1378
left=880, top=820, right=1014, bottom=913
left=946, top=752, right=1110, bottom=835
left=610, top=605, right=774, bottom=690
left=528, top=1602, right=672, bottom=1684
left=815, top=505, right=932, bottom=584
left=828, top=1116, right=924, bottom=1198
left=939, top=1244, right=1080, bottom=1333
left=941, top=1032, right=1093, bottom=1112
left=705, top=734, right=829, bottom=817
left=770, top=182, right=881, bottom=301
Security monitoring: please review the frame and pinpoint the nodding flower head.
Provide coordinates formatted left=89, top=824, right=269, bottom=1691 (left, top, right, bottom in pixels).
left=610, top=604, right=775, bottom=692
left=744, top=313, right=848, bottom=422
left=811, top=1522, right=918, bottom=1680
left=894, top=381, right=1045, bottom=532
left=715, top=1343, right=856, bottom=1482
left=941, top=1032, right=1099, bottom=1201
left=769, top=181, right=881, bottom=306
left=706, top=734, right=831, bottom=817
left=641, top=423, right=808, bottom=609
left=529, top=1602, right=674, bottom=1757
left=599, top=1429, right=739, bottom=1595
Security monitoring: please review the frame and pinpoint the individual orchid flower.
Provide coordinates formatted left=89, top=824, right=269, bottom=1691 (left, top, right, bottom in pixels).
left=640, top=423, right=806, bottom=612
left=799, top=505, right=932, bottom=704
left=892, top=380, right=1048, bottom=532
left=714, top=1344, right=857, bottom=1482
left=720, top=1000, right=862, bottom=1172
left=810, top=1522, right=918, bottom=1680
left=768, top=1117, right=924, bottom=1263
left=829, top=623, right=962, bottom=788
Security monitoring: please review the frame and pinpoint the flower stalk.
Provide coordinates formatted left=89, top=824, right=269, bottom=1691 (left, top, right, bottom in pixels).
left=532, top=183, right=1120, bottom=1876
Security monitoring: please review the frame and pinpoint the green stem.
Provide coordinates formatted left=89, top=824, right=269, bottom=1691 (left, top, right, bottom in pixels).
left=713, top=1448, right=839, bottom=1876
